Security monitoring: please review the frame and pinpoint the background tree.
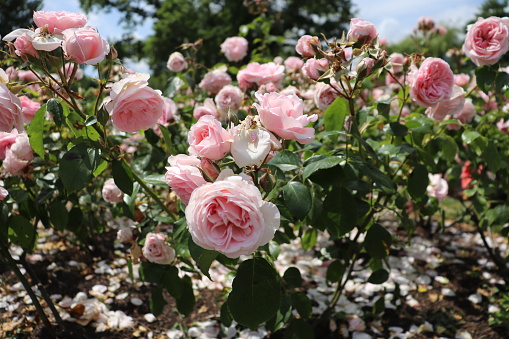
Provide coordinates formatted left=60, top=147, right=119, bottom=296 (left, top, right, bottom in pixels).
left=0, top=0, right=42, bottom=38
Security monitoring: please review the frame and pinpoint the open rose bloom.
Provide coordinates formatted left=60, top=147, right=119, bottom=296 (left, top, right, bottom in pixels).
left=463, top=17, right=509, bottom=66
left=186, top=174, right=280, bottom=258
left=33, top=10, right=87, bottom=34
left=410, top=57, right=454, bottom=108
left=142, top=233, right=175, bottom=265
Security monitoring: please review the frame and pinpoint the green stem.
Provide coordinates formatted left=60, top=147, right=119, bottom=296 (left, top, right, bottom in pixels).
left=131, top=171, right=178, bottom=221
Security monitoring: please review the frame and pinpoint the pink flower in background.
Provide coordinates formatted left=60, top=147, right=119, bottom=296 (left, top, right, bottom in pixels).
left=158, top=97, right=179, bottom=125
left=16, top=70, right=39, bottom=83
left=255, top=91, right=317, bottom=144
left=0, top=83, right=24, bottom=132
left=347, top=18, right=377, bottom=43
left=193, top=98, right=220, bottom=120
left=448, top=98, right=476, bottom=130
left=389, top=52, right=405, bottom=74
left=199, top=69, right=232, bottom=94
left=302, top=58, right=329, bottom=79
left=3, top=148, right=29, bottom=175
left=410, top=57, right=454, bottom=108
left=142, top=233, right=175, bottom=265
left=454, top=73, right=470, bottom=87
left=62, top=63, right=83, bottom=81
left=164, top=154, right=207, bottom=205
left=284, top=56, right=304, bottom=73
left=237, top=62, right=284, bottom=91
left=188, top=115, right=232, bottom=161
left=62, top=27, right=110, bottom=65
left=463, top=17, right=509, bottom=66
left=117, top=227, right=135, bottom=243
left=427, top=173, right=448, bottom=202
left=497, top=118, right=509, bottom=134
left=166, top=52, right=188, bottom=72
left=2, top=133, right=32, bottom=175
left=14, top=34, right=37, bottom=58
left=215, top=85, right=244, bottom=116
left=417, top=16, right=435, bottom=31
left=104, top=73, right=164, bottom=133
left=19, top=96, right=41, bottom=123
left=0, top=130, right=18, bottom=160
left=426, top=85, right=466, bottom=121
left=295, top=35, right=319, bottom=57
left=314, top=82, right=340, bottom=111
left=102, top=178, right=124, bottom=204
left=0, top=181, right=8, bottom=201
left=220, top=36, right=248, bottom=62
left=186, top=174, right=280, bottom=258
left=33, top=10, right=87, bottom=34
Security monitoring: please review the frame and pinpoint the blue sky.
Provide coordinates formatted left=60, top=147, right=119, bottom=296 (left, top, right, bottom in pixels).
left=42, top=0, right=486, bottom=72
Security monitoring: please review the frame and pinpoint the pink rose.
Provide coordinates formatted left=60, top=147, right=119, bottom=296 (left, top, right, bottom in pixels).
left=347, top=18, right=377, bottom=43
left=314, top=82, right=340, bottom=111
left=284, top=56, right=304, bottom=73
left=426, top=86, right=466, bottom=121
left=237, top=62, right=285, bottom=91
left=166, top=52, right=188, bottom=72
left=2, top=132, right=32, bottom=175
left=62, top=63, right=83, bottom=81
left=199, top=69, right=232, bottom=94
left=302, top=58, right=329, bottom=80
left=164, top=154, right=208, bottom=205
left=497, top=118, right=509, bottom=134
left=463, top=17, right=509, bottom=66
left=0, top=181, right=8, bottom=201
left=427, top=173, right=448, bottom=202
left=356, top=57, right=375, bottom=77
left=436, top=25, right=447, bottom=35
left=193, top=98, right=219, bottom=120
left=14, top=34, right=37, bottom=58
left=454, top=73, right=470, bottom=87
left=33, top=10, right=87, bottom=34
left=0, top=84, right=24, bottom=132
left=19, top=96, right=41, bottom=123
left=104, top=73, right=164, bottom=133
left=188, top=115, right=232, bottom=160
left=215, top=85, right=244, bottom=116
left=117, top=227, right=135, bottom=243
left=17, top=70, right=39, bottom=83
left=389, top=52, right=405, bottom=74
left=417, top=16, right=435, bottom=31
left=62, top=27, right=110, bottom=65
left=0, top=130, right=18, bottom=160
left=410, top=57, right=454, bottom=108
left=255, top=91, right=318, bottom=144
left=3, top=148, right=29, bottom=175
left=448, top=98, right=476, bottom=130
left=157, top=97, right=179, bottom=125
left=102, top=178, right=124, bottom=204
left=185, top=174, right=280, bottom=258
left=142, top=233, right=175, bottom=265
left=295, top=35, right=319, bottom=57
left=220, top=36, right=249, bottom=62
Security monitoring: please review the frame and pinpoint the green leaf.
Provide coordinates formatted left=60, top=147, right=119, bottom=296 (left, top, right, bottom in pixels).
left=323, top=187, right=358, bottom=237
left=301, top=227, right=317, bottom=250
left=368, top=269, right=389, bottom=284
left=139, top=261, right=165, bottom=283
left=324, top=97, right=348, bottom=131
left=496, top=71, right=509, bottom=93
left=150, top=287, right=165, bottom=317
left=49, top=200, right=68, bottom=231
left=27, top=104, right=46, bottom=159
left=485, top=141, right=501, bottom=172
left=475, top=65, right=497, bottom=93
left=291, top=292, right=312, bottom=319
left=46, top=98, right=64, bottom=128
left=303, top=156, right=343, bottom=181
left=461, top=130, right=481, bottom=144
left=283, top=318, right=314, bottom=339
left=385, top=122, right=408, bottom=137
left=142, top=174, right=167, bottom=186
left=406, top=116, right=433, bottom=134
left=326, top=260, right=345, bottom=283
left=163, top=266, right=183, bottom=299
left=283, top=182, right=311, bottom=219
left=268, top=150, right=301, bottom=171
left=176, top=275, right=195, bottom=316
left=365, top=224, right=392, bottom=259
left=283, top=267, right=302, bottom=289
left=441, top=135, right=458, bottom=162
left=349, top=160, right=395, bottom=193
left=220, top=302, right=233, bottom=328
left=408, top=164, right=429, bottom=199
left=8, top=215, right=36, bottom=252
left=228, top=257, right=281, bottom=330
left=112, top=159, right=134, bottom=195
left=97, top=108, right=110, bottom=126
left=65, top=111, right=100, bottom=141
left=188, top=238, right=218, bottom=279
left=59, top=143, right=100, bottom=192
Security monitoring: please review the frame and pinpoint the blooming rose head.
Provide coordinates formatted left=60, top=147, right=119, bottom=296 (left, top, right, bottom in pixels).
left=454, top=73, right=470, bottom=87
left=33, top=10, right=87, bottom=34
left=166, top=52, right=188, bottom=72
left=231, top=116, right=274, bottom=168
left=347, top=18, right=377, bottom=44
left=142, top=233, right=175, bottom=265
left=427, top=173, right=448, bottom=202
left=284, top=56, right=304, bottom=73
left=0, top=83, right=24, bottom=132
left=102, top=178, right=124, bottom=204
left=188, top=115, right=232, bottom=161
left=314, top=81, right=340, bottom=111
left=295, top=35, right=319, bottom=57
left=158, top=97, right=179, bottom=125
left=463, top=17, right=509, bottom=66
left=2, top=132, right=32, bottom=175
left=220, top=36, right=249, bottom=62
left=104, top=73, right=164, bottom=133
left=302, top=58, right=329, bottom=80
left=165, top=154, right=208, bottom=205
left=185, top=174, right=280, bottom=258
left=426, top=85, right=466, bottom=121
left=215, top=85, right=244, bottom=116
left=62, top=27, right=110, bottom=65
left=255, top=91, right=318, bottom=144
left=193, top=98, right=219, bottom=120
left=237, top=62, right=285, bottom=91
left=410, top=57, right=454, bottom=108
left=0, top=130, right=18, bottom=160
left=19, top=96, right=41, bottom=123
left=14, top=34, right=37, bottom=59
left=199, top=69, right=232, bottom=94
left=117, top=227, right=135, bottom=243
left=3, top=148, right=29, bottom=175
